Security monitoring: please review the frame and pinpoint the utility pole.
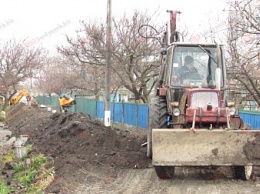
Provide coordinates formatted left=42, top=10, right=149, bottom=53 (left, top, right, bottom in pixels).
left=104, top=0, right=111, bottom=127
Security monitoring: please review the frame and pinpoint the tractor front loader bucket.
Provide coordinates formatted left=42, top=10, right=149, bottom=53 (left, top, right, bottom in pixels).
left=152, top=129, right=260, bottom=166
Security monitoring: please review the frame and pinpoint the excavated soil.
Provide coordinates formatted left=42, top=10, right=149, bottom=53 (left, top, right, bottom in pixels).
left=6, top=104, right=150, bottom=193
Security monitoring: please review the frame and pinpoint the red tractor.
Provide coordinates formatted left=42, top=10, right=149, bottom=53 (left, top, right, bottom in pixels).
left=140, top=10, right=260, bottom=180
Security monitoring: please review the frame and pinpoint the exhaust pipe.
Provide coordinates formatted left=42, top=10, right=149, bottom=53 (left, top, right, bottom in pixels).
left=215, top=41, right=221, bottom=90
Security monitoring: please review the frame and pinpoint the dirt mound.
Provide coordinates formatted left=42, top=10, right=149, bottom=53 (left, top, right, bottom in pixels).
left=6, top=104, right=150, bottom=193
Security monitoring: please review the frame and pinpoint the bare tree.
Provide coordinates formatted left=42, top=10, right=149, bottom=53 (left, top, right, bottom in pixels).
left=58, top=11, right=161, bottom=103
left=226, top=0, right=260, bottom=109
left=35, top=55, right=104, bottom=99
left=34, top=56, right=76, bottom=95
left=0, top=39, right=45, bottom=110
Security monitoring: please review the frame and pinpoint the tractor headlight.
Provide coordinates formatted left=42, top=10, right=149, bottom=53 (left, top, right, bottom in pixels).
left=230, top=107, right=236, bottom=116
left=173, top=108, right=180, bottom=116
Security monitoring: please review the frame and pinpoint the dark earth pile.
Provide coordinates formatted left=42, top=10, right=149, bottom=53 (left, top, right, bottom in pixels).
left=6, top=104, right=151, bottom=193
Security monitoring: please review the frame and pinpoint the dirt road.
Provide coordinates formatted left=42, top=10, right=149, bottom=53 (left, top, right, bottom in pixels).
left=72, top=167, right=260, bottom=194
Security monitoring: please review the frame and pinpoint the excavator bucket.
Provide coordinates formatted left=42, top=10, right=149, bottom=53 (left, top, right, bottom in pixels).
left=152, top=129, right=260, bottom=166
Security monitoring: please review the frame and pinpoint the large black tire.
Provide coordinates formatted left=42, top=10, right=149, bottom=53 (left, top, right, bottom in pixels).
left=234, top=166, right=253, bottom=180
left=147, top=97, right=168, bottom=158
left=154, top=166, right=175, bottom=179
left=148, top=97, right=175, bottom=179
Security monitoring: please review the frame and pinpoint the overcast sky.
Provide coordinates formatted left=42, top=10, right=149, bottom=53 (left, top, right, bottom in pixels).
left=0, top=0, right=229, bottom=51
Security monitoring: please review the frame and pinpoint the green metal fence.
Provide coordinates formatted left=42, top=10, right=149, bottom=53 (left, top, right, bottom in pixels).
left=36, top=96, right=60, bottom=111
left=36, top=96, right=96, bottom=118
left=74, top=98, right=97, bottom=119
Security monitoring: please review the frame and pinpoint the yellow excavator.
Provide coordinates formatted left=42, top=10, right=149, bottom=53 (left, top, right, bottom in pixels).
left=59, top=94, right=76, bottom=112
left=8, top=89, right=36, bottom=106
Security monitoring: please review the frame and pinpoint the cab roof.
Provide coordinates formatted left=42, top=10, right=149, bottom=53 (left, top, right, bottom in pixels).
left=171, top=42, right=224, bottom=46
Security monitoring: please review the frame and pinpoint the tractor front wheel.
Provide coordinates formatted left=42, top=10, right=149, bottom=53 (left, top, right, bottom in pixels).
left=234, top=165, right=253, bottom=180
left=154, top=166, right=175, bottom=179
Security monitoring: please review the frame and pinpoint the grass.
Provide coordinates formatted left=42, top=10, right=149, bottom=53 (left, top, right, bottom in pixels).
left=0, top=180, right=13, bottom=194
left=0, top=145, right=55, bottom=193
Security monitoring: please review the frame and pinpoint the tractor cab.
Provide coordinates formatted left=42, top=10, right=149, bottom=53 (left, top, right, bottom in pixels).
left=169, top=43, right=225, bottom=88
left=159, top=43, right=227, bottom=106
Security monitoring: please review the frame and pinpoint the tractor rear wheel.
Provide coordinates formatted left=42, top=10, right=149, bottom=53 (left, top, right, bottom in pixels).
left=147, top=97, right=168, bottom=158
left=149, top=97, right=175, bottom=179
